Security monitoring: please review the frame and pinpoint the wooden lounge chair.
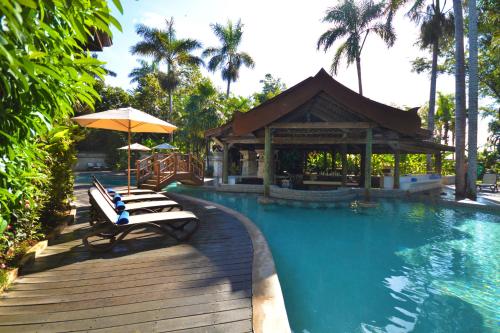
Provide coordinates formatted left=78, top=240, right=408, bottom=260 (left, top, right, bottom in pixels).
left=84, top=187, right=199, bottom=252
left=92, top=176, right=154, bottom=195
left=92, top=179, right=169, bottom=203
left=477, top=173, right=498, bottom=192
left=88, top=186, right=183, bottom=225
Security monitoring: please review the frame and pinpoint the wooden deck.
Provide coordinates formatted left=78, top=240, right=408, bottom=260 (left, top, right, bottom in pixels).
left=0, top=186, right=254, bottom=332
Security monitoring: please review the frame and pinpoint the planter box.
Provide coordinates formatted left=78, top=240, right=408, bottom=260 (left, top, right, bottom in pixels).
left=0, top=207, right=76, bottom=294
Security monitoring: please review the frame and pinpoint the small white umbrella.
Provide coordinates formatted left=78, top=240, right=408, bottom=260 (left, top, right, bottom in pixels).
left=73, top=107, right=176, bottom=194
left=118, top=143, right=151, bottom=151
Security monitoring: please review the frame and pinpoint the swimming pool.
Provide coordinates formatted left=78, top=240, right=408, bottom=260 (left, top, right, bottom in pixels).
left=80, top=175, right=499, bottom=332
left=75, top=172, right=136, bottom=187
left=167, top=185, right=499, bottom=333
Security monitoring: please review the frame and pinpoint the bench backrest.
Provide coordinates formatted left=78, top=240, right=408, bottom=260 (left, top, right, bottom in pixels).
left=89, top=187, right=118, bottom=223
left=483, top=173, right=497, bottom=185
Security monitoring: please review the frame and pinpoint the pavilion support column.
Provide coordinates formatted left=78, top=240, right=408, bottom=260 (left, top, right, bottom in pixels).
left=435, top=152, right=442, bottom=175
left=341, top=145, right=347, bottom=187
left=360, top=146, right=366, bottom=188
left=394, top=150, right=400, bottom=189
left=264, top=126, right=273, bottom=197
left=364, top=128, right=373, bottom=200
left=222, top=142, right=229, bottom=184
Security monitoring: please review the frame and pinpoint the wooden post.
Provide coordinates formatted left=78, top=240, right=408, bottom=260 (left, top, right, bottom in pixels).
left=360, top=146, right=366, bottom=188
left=264, top=126, right=272, bottom=196
left=364, top=128, right=372, bottom=199
left=136, top=160, right=140, bottom=188
left=127, top=127, right=131, bottom=194
left=222, top=142, right=229, bottom=184
left=155, top=162, right=160, bottom=190
left=394, top=150, right=400, bottom=189
left=341, top=146, right=347, bottom=186
left=435, top=152, right=442, bottom=175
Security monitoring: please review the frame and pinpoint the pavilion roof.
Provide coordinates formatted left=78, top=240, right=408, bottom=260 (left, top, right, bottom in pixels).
left=206, top=69, right=454, bottom=153
left=229, top=69, right=423, bottom=136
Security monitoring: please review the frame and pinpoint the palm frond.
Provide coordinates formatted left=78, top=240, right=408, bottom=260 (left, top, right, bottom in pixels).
left=370, top=23, right=396, bottom=47
left=239, top=52, right=255, bottom=68
left=207, top=54, right=224, bottom=72
left=331, top=42, right=348, bottom=74
left=202, top=47, right=220, bottom=58
left=317, top=27, right=348, bottom=50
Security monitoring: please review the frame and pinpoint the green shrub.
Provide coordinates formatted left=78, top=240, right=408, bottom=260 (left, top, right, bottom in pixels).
left=0, top=0, right=122, bottom=264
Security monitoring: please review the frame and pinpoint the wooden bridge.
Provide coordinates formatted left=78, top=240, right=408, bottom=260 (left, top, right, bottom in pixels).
left=136, top=153, right=204, bottom=191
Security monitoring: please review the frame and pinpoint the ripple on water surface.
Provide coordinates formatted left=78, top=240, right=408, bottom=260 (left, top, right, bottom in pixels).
left=133, top=183, right=500, bottom=332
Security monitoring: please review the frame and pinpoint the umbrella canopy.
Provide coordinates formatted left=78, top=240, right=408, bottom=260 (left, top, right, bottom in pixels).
left=118, top=143, right=151, bottom=151
left=154, top=142, right=178, bottom=150
left=72, top=107, right=176, bottom=193
left=72, top=107, right=176, bottom=133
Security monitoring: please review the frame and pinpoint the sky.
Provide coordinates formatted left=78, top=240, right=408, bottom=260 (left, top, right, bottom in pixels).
left=98, top=0, right=491, bottom=147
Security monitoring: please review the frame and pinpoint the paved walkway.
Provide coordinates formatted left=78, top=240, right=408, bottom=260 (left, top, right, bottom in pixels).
left=0, top=186, right=254, bottom=332
left=443, top=185, right=500, bottom=206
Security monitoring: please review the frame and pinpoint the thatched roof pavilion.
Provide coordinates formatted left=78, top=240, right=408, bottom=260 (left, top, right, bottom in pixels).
left=206, top=69, right=454, bottom=197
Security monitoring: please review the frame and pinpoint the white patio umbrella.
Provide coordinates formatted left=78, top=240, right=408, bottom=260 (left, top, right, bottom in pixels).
left=118, top=143, right=151, bottom=151
left=72, top=107, right=176, bottom=194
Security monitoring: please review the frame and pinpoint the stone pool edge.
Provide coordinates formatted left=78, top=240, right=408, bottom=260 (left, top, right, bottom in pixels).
left=167, top=192, right=291, bottom=333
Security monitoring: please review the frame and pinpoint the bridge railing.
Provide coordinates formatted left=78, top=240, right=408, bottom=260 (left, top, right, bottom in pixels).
left=138, top=153, right=205, bottom=188
left=136, top=155, right=154, bottom=187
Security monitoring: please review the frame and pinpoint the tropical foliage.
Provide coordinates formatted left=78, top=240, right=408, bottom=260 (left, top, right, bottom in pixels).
left=203, top=19, right=255, bottom=97
left=252, top=74, right=287, bottom=105
left=130, top=18, right=203, bottom=118
left=317, top=0, right=395, bottom=95
left=0, top=0, right=121, bottom=265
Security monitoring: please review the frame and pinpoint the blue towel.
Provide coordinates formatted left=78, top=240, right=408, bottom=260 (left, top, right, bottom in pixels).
left=116, top=211, right=129, bottom=225
left=107, top=188, right=116, bottom=193
left=115, top=201, right=126, bottom=212
left=411, top=177, right=417, bottom=182
left=113, top=193, right=122, bottom=203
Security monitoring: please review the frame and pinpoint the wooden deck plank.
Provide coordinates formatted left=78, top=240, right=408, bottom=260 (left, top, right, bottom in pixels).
left=0, top=291, right=250, bottom=324
left=13, top=261, right=252, bottom=289
left=0, top=186, right=254, bottom=332
left=0, top=299, right=251, bottom=332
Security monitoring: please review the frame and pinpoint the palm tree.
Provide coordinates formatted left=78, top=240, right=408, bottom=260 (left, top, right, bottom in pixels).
left=436, top=92, right=454, bottom=145
left=452, top=0, right=466, bottom=199
left=202, top=19, right=255, bottom=97
left=130, top=18, right=203, bottom=118
left=415, top=1, right=454, bottom=171
left=387, top=0, right=453, bottom=172
left=466, top=0, right=479, bottom=199
left=317, top=0, right=395, bottom=96
left=128, top=59, right=159, bottom=84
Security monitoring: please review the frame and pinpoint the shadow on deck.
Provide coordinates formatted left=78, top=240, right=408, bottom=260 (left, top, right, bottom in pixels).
left=0, top=186, right=253, bottom=333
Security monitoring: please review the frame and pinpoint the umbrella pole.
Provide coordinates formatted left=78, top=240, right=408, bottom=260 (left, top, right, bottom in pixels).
left=128, top=127, right=131, bottom=195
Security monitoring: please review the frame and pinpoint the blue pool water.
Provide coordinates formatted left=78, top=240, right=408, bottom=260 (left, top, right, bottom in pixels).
left=81, top=175, right=500, bottom=332
left=75, top=172, right=136, bottom=187
left=167, top=186, right=499, bottom=333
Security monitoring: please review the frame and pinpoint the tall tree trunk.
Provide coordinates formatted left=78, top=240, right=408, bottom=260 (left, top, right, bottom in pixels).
left=168, top=92, right=173, bottom=120
left=226, top=79, right=231, bottom=97
left=444, top=121, right=449, bottom=145
left=356, top=57, right=363, bottom=96
left=453, top=0, right=467, bottom=199
left=427, top=40, right=439, bottom=172
left=466, top=0, right=479, bottom=199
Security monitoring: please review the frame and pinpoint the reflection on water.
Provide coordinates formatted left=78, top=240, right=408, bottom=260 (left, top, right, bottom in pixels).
left=105, top=182, right=496, bottom=333
left=396, top=217, right=500, bottom=331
